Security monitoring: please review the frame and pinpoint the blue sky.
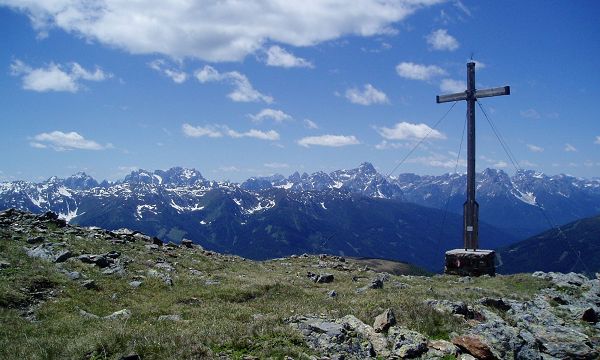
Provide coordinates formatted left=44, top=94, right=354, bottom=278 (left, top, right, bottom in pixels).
left=1, top=0, right=599, bottom=182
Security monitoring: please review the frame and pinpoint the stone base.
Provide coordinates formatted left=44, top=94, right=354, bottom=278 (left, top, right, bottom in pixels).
left=445, top=249, right=495, bottom=277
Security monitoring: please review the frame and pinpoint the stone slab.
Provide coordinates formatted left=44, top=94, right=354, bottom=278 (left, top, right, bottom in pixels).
left=445, top=249, right=496, bottom=277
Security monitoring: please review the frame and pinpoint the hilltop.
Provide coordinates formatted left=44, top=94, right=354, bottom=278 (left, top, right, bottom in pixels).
left=0, top=209, right=598, bottom=359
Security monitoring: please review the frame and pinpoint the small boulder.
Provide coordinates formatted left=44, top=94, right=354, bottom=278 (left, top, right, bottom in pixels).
left=316, top=273, right=334, bottom=283
left=452, top=335, right=497, bottom=360
left=54, top=250, right=73, bottom=263
left=388, top=327, right=428, bottom=358
left=373, top=308, right=396, bottom=333
left=152, top=237, right=163, bottom=246
left=0, top=261, right=10, bottom=269
left=328, top=290, right=337, bottom=298
left=181, top=239, right=193, bottom=248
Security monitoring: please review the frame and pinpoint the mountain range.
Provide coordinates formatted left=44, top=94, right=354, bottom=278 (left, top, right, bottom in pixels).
left=1, top=163, right=599, bottom=271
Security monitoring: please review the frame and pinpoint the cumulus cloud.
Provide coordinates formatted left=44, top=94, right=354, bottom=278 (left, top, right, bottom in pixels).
left=439, top=78, right=465, bottom=93
left=225, top=128, right=280, bottom=141
left=182, top=123, right=279, bottom=141
left=375, top=122, right=446, bottom=141
left=30, top=131, right=109, bottom=151
left=520, top=109, right=541, bottom=119
left=297, top=135, right=360, bottom=147
left=4, top=1, right=442, bottom=62
left=148, top=59, right=187, bottom=83
left=564, top=143, right=577, bottom=152
left=396, top=62, right=446, bottom=81
left=527, top=144, right=544, bottom=153
left=304, top=119, right=319, bottom=129
left=10, top=60, right=109, bottom=92
left=182, top=123, right=223, bottom=138
left=426, top=29, right=459, bottom=51
left=264, top=46, right=313, bottom=68
left=249, top=108, right=292, bottom=123
left=195, top=65, right=273, bottom=103
left=344, top=84, right=389, bottom=105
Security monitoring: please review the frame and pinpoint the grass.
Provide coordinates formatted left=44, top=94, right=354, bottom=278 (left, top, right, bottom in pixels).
left=0, top=226, right=551, bottom=359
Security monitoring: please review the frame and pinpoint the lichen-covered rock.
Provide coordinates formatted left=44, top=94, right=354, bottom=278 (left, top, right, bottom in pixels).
left=388, top=326, right=428, bottom=358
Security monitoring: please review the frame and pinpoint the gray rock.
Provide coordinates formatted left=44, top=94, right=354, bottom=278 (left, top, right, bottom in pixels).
left=328, top=290, right=337, bottom=298
left=26, top=236, right=45, bottom=244
left=531, top=325, right=598, bottom=359
left=129, top=280, right=143, bottom=288
left=0, top=261, right=10, bottom=269
left=316, top=273, right=334, bottom=284
left=66, top=271, right=81, bottom=280
left=79, top=309, right=99, bottom=319
left=373, top=309, right=396, bottom=333
left=26, top=244, right=55, bottom=261
left=104, top=309, right=131, bottom=320
left=427, top=339, right=460, bottom=357
left=54, top=250, right=73, bottom=263
left=158, top=314, right=181, bottom=321
left=181, top=239, right=193, bottom=248
left=81, top=280, right=98, bottom=290
left=388, top=326, right=428, bottom=358
left=145, top=244, right=160, bottom=251
left=425, top=299, right=474, bottom=318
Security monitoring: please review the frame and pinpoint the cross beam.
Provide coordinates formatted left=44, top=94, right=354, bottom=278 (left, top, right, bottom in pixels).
left=436, top=62, right=510, bottom=251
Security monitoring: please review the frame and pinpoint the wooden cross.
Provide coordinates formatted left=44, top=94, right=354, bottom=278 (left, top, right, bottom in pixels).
left=436, top=62, right=510, bottom=251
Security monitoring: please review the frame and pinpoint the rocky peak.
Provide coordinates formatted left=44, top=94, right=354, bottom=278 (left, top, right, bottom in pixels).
left=64, top=172, right=98, bottom=190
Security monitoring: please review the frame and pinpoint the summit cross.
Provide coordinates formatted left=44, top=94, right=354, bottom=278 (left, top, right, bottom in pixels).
left=436, top=62, right=510, bottom=251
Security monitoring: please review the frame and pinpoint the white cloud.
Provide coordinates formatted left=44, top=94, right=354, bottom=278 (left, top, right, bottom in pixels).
left=225, top=128, right=280, bottom=141
left=520, top=109, right=541, bottom=119
left=264, top=46, right=313, bottom=68
left=264, top=162, right=289, bottom=169
left=30, top=131, right=107, bottom=151
left=439, top=78, right=465, bottom=93
left=195, top=65, right=273, bottom=103
left=594, top=136, right=600, bottom=144
left=297, top=135, right=360, bottom=147
left=426, top=29, right=459, bottom=51
left=183, top=123, right=279, bottom=141
left=304, top=119, right=319, bottom=129
left=182, top=123, right=223, bottom=138
left=454, top=1, right=471, bottom=16
left=469, top=60, right=486, bottom=69
left=10, top=59, right=109, bottom=92
left=527, top=144, right=544, bottom=153
left=148, top=59, right=187, bottom=83
left=249, top=108, right=292, bottom=123
left=5, top=1, right=442, bottom=62
left=218, top=166, right=240, bottom=172
left=344, top=84, right=389, bottom=105
left=396, top=62, right=446, bottom=80
left=564, top=143, right=577, bottom=152
left=493, top=161, right=508, bottom=168
left=375, top=122, right=446, bottom=141
left=408, top=154, right=466, bottom=169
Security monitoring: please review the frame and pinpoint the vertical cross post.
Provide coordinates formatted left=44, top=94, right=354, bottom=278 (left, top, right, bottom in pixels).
left=436, top=62, right=510, bottom=252
left=465, top=62, right=478, bottom=250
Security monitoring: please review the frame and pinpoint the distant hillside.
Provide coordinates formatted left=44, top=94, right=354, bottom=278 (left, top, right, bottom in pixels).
left=497, top=214, right=600, bottom=274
